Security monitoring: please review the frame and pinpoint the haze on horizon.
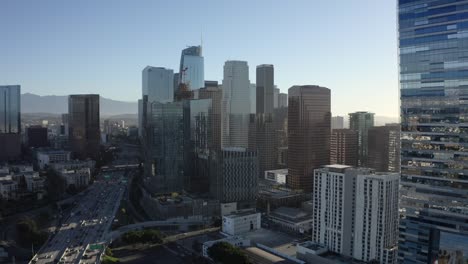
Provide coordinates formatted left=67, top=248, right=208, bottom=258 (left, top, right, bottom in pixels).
left=0, top=0, right=398, bottom=117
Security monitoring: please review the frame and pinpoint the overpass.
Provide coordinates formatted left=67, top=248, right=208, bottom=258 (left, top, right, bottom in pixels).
left=106, top=219, right=205, bottom=240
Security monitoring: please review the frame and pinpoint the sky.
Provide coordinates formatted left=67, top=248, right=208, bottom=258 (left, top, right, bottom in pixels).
left=0, top=0, right=398, bottom=117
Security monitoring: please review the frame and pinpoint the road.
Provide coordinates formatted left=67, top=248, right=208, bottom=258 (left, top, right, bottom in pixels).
left=30, top=170, right=129, bottom=264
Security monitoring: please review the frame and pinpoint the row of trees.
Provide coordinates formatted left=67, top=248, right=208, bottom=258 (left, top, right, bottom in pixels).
left=121, top=229, right=163, bottom=245
left=208, top=242, right=251, bottom=264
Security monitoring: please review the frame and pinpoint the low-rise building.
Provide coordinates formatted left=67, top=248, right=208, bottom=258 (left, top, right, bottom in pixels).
left=222, top=210, right=261, bottom=236
left=264, top=169, right=288, bottom=184
left=257, top=181, right=310, bottom=213
left=36, top=150, right=71, bottom=170
left=59, top=168, right=90, bottom=188
left=202, top=236, right=251, bottom=258
left=14, top=171, right=45, bottom=193
left=0, top=176, right=18, bottom=200
left=49, top=160, right=95, bottom=172
left=268, top=207, right=312, bottom=234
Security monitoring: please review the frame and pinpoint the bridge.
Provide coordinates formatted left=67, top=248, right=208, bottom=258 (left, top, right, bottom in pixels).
left=106, top=219, right=205, bottom=240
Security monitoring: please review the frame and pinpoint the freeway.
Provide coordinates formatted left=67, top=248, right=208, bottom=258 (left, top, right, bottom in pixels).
left=30, top=170, right=129, bottom=264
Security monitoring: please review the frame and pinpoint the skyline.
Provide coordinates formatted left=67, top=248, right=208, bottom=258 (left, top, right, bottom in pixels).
left=1, top=0, right=398, bottom=117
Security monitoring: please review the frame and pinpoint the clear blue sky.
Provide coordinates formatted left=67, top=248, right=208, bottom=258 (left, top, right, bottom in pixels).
left=1, top=0, right=398, bottom=117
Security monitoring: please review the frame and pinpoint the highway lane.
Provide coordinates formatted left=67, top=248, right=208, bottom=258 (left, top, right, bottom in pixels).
left=30, top=170, right=129, bottom=264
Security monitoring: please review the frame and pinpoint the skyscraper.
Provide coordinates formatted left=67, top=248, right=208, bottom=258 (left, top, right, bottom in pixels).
left=287, top=85, right=331, bottom=192
left=0, top=85, right=20, bottom=134
left=349, top=111, right=374, bottom=166
left=221, top=61, right=251, bottom=149
left=199, top=81, right=223, bottom=151
left=398, top=1, right=468, bottom=262
left=330, top=129, right=358, bottom=166
left=278, top=93, right=288, bottom=108
left=367, top=124, right=400, bottom=173
left=68, top=94, right=100, bottom=159
left=142, top=66, right=174, bottom=103
left=250, top=83, right=256, bottom=114
left=312, top=165, right=399, bottom=264
left=273, top=86, right=280, bottom=109
left=179, top=45, right=204, bottom=91
left=331, top=116, right=345, bottom=129
left=0, top=85, right=21, bottom=161
left=256, top=65, right=274, bottom=114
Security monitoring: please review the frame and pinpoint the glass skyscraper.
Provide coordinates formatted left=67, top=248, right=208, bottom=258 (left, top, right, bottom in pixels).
left=179, top=46, right=204, bottom=91
left=399, top=1, right=468, bottom=263
left=0, top=85, right=21, bottom=134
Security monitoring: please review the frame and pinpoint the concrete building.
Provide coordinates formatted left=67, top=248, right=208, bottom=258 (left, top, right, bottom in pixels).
left=221, top=61, right=251, bottom=149
left=331, top=116, right=345, bottom=129
left=68, top=94, right=100, bottom=160
left=0, top=85, right=21, bottom=161
left=264, top=169, right=288, bottom=184
left=210, top=148, right=258, bottom=208
left=330, top=129, right=358, bottom=166
left=222, top=210, right=261, bottom=236
left=287, top=85, right=331, bottom=192
left=37, top=150, right=71, bottom=170
left=311, top=165, right=399, bottom=264
left=367, top=124, right=400, bottom=172
left=269, top=207, right=312, bottom=234
left=0, top=176, right=18, bottom=200
left=349, top=111, right=374, bottom=166
left=278, top=93, right=288, bottom=108
left=59, top=168, right=91, bottom=188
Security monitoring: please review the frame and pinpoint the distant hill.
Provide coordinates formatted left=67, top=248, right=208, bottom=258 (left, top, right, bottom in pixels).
left=21, top=93, right=137, bottom=115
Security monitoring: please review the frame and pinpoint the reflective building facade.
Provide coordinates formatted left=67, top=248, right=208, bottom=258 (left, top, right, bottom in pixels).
left=399, top=1, right=468, bottom=262
left=68, top=94, right=100, bottom=160
left=142, top=66, right=174, bottom=103
left=0, top=85, right=21, bottom=134
left=179, top=46, right=204, bottom=91
left=349, top=111, right=374, bottom=166
left=287, top=85, right=331, bottom=192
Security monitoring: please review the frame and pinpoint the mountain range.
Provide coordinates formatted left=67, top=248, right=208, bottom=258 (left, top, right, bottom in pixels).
left=21, top=93, right=138, bottom=115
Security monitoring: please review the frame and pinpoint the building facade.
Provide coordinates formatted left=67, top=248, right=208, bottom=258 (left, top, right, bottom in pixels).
left=287, top=85, right=331, bottom=192
left=179, top=46, right=204, bottom=91
left=221, top=61, right=251, bottom=148
left=199, top=81, right=223, bottom=151
left=37, top=150, right=71, bottom=170
left=142, top=66, right=174, bottom=103
left=222, top=210, right=261, bottom=236
left=312, top=165, right=399, bottom=264
left=367, top=124, right=400, bottom=172
left=256, top=64, right=274, bottom=114
left=398, top=1, right=468, bottom=263
left=26, top=126, right=49, bottom=148
left=278, top=93, right=288, bottom=108
left=68, top=94, right=100, bottom=160
left=349, top=111, right=374, bottom=166
left=331, top=116, right=345, bottom=129
left=330, top=129, right=358, bottom=166
left=0, top=85, right=21, bottom=161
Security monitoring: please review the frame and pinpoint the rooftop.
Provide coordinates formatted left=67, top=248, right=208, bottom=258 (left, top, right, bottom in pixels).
left=265, top=168, right=288, bottom=174
left=225, top=209, right=259, bottom=218
left=270, top=207, right=311, bottom=222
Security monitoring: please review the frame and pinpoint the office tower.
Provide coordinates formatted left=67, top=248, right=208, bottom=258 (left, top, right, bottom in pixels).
left=274, top=86, right=280, bottom=109
left=312, top=165, right=399, bottom=264
left=61, top=113, right=69, bottom=136
left=173, top=73, right=180, bottom=94
left=274, top=107, right=288, bottom=168
left=179, top=45, right=204, bottom=91
left=349, top=111, right=374, bottom=166
left=210, top=148, right=258, bottom=208
left=26, top=126, right=49, bottom=148
left=221, top=61, right=251, bottom=148
left=330, top=129, right=358, bottom=166
left=278, top=93, right=288, bottom=108
left=199, top=81, right=223, bottom=151
left=254, top=64, right=277, bottom=176
left=331, top=116, right=345, bottom=129
left=250, top=83, right=256, bottom=114
left=142, top=66, right=174, bottom=103
left=146, top=101, right=184, bottom=193
left=398, top=1, right=468, bottom=262
left=287, top=85, right=331, bottom=192
left=183, top=99, right=211, bottom=193
left=367, top=124, right=400, bottom=172
left=138, top=99, right=143, bottom=137
left=0, top=85, right=20, bottom=134
left=0, top=85, right=21, bottom=161
left=68, top=94, right=100, bottom=160
left=256, top=65, right=275, bottom=114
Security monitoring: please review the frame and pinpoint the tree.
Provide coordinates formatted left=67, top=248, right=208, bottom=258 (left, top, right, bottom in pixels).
left=207, top=242, right=250, bottom=264
left=16, top=218, right=48, bottom=247
left=45, top=168, right=67, bottom=200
